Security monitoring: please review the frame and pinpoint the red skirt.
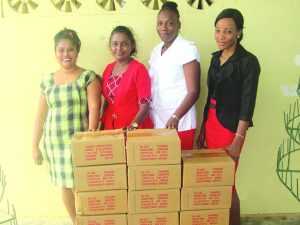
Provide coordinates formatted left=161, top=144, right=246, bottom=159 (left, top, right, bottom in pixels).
left=205, top=98, right=243, bottom=193
left=178, top=129, right=196, bottom=150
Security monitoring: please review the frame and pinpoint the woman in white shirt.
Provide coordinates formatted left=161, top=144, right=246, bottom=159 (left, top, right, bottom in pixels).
left=149, top=1, right=201, bottom=150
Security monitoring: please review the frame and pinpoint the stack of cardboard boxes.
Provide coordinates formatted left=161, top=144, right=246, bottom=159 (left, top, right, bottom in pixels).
left=71, top=130, right=128, bottom=225
left=126, top=129, right=182, bottom=225
left=180, top=149, right=235, bottom=225
left=71, top=129, right=235, bottom=225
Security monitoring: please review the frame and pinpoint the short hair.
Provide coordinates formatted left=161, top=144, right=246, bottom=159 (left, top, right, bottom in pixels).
left=215, top=8, right=244, bottom=42
left=109, top=25, right=137, bottom=56
left=54, top=28, right=81, bottom=51
left=159, top=1, right=180, bottom=21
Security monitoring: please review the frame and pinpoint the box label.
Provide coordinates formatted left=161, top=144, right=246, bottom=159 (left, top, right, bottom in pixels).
left=181, top=187, right=232, bottom=210
left=141, top=169, right=169, bottom=185
left=74, top=164, right=127, bottom=191
left=196, top=167, right=224, bottom=184
left=76, top=214, right=127, bottom=225
left=140, top=144, right=169, bottom=161
left=194, top=190, right=221, bottom=206
left=76, top=190, right=127, bottom=215
left=139, top=217, right=167, bottom=225
left=180, top=209, right=229, bottom=225
left=86, top=170, right=115, bottom=187
left=128, top=189, right=180, bottom=214
left=128, top=212, right=179, bottom=225
left=126, top=129, right=181, bottom=166
left=87, top=195, right=116, bottom=212
left=141, top=193, right=169, bottom=210
left=72, top=130, right=125, bottom=166
left=85, top=144, right=114, bottom=161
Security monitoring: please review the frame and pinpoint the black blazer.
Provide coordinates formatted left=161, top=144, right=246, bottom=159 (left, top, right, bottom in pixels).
left=202, top=44, right=261, bottom=132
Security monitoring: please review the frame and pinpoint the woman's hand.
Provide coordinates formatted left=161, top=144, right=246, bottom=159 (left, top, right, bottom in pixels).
left=32, top=146, right=44, bottom=165
left=32, top=93, right=48, bottom=166
left=88, top=128, right=97, bottom=131
left=124, top=122, right=139, bottom=131
left=224, top=136, right=244, bottom=161
left=125, top=125, right=135, bottom=131
left=165, top=116, right=179, bottom=130
left=224, top=121, right=248, bottom=160
left=196, top=123, right=206, bottom=149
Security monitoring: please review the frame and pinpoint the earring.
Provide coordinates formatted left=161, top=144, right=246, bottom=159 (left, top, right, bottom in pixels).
left=237, top=36, right=240, bottom=38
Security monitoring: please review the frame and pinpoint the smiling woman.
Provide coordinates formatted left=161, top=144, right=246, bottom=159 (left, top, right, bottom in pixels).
left=149, top=1, right=201, bottom=150
left=197, top=9, right=261, bottom=225
left=32, top=28, right=102, bottom=225
left=100, top=25, right=153, bottom=131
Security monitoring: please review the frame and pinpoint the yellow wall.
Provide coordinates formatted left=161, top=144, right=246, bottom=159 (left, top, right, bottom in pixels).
left=0, top=0, right=299, bottom=220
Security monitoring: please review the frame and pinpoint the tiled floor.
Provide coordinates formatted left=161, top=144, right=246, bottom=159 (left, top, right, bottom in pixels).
left=16, top=214, right=300, bottom=225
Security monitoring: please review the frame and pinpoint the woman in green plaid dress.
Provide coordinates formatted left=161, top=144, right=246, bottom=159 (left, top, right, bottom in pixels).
left=32, top=28, right=101, bottom=225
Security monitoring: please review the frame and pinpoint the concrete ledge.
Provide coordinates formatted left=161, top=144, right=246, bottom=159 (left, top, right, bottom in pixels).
left=242, top=213, right=300, bottom=225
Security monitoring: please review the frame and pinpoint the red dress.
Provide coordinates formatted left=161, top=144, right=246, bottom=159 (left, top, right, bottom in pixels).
left=205, top=98, right=244, bottom=193
left=101, top=58, right=153, bottom=129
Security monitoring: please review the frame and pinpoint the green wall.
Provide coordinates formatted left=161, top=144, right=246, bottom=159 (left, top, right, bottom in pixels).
left=0, top=0, right=299, bottom=219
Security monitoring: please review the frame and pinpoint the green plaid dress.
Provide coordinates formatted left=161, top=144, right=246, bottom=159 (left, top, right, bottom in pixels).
left=40, top=70, right=98, bottom=188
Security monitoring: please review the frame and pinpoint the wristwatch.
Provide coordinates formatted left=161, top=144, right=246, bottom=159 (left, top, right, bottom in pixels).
left=131, top=122, right=139, bottom=129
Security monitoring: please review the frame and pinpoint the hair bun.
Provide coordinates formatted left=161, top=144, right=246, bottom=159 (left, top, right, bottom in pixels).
left=162, top=1, right=178, bottom=10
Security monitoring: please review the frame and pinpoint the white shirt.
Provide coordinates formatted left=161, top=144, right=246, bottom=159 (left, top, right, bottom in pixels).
left=148, top=35, right=200, bottom=131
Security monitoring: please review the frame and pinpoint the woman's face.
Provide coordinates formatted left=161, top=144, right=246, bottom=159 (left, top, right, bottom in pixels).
left=110, top=32, right=133, bottom=62
left=157, top=10, right=180, bottom=45
left=214, top=18, right=241, bottom=51
left=55, top=39, right=78, bottom=69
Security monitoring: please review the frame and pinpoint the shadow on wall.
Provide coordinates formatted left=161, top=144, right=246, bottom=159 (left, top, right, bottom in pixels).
left=0, top=165, right=18, bottom=225
left=277, top=76, right=300, bottom=202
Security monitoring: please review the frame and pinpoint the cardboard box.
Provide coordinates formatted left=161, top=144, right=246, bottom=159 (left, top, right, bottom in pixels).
left=182, top=149, right=235, bottom=187
left=74, top=164, right=127, bottom=191
left=77, top=214, right=127, bottom=225
left=181, top=186, right=232, bottom=210
left=75, top=190, right=127, bottom=215
left=128, top=212, right=179, bottom=225
left=128, top=164, right=181, bottom=190
left=72, top=130, right=125, bottom=166
left=126, top=129, right=181, bottom=166
left=128, top=189, right=180, bottom=214
left=180, top=209, right=230, bottom=225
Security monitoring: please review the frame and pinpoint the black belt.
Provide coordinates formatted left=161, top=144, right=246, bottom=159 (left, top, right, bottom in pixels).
left=209, top=103, right=216, bottom=109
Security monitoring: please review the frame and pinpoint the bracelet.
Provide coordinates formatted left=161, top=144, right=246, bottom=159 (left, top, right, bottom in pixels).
left=171, top=114, right=180, bottom=122
left=235, top=132, right=245, bottom=139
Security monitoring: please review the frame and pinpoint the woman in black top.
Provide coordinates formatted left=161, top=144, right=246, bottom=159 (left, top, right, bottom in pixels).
left=197, top=8, right=260, bottom=225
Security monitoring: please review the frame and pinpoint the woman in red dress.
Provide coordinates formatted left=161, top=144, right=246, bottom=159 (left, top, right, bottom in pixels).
left=101, top=26, right=153, bottom=130
left=197, top=9, right=261, bottom=225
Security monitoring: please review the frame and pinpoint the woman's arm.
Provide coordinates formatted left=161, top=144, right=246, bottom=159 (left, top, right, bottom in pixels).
left=225, top=56, right=260, bottom=160
left=32, top=93, right=48, bottom=165
left=87, top=79, right=102, bottom=131
left=99, top=99, right=108, bottom=130
left=165, top=59, right=201, bottom=129
left=127, top=103, right=150, bottom=130
left=225, top=120, right=249, bottom=161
